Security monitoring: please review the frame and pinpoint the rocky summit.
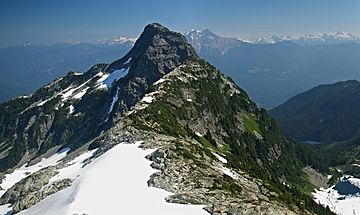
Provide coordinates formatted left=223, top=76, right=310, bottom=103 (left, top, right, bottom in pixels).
left=0, top=23, right=334, bottom=214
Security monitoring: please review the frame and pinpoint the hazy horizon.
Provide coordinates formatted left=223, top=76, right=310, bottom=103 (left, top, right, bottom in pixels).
left=1, top=0, right=359, bottom=48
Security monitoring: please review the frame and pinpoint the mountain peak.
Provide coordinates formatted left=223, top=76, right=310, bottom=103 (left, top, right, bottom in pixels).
left=143, top=22, right=169, bottom=32
left=108, top=22, right=197, bottom=79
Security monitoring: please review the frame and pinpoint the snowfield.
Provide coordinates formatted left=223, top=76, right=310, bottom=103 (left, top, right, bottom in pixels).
left=0, top=148, right=70, bottom=197
left=103, top=68, right=129, bottom=88
left=15, top=142, right=207, bottom=215
left=313, top=176, right=360, bottom=215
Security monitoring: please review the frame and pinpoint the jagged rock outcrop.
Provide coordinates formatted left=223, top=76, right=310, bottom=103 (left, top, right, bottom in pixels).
left=0, top=166, right=72, bottom=213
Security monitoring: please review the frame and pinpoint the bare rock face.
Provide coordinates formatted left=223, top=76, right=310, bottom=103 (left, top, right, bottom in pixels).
left=0, top=166, right=72, bottom=213
left=107, top=23, right=199, bottom=119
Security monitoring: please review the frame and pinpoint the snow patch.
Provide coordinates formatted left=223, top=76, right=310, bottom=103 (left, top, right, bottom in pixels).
left=104, top=88, right=120, bottom=122
left=212, top=152, right=227, bottom=164
left=61, top=87, right=77, bottom=101
left=216, top=165, right=239, bottom=180
left=124, top=57, right=132, bottom=64
left=72, top=87, right=89, bottom=99
left=141, top=96, right=154, bottom=103
left=103, top=68, right=129, bottom=88
left=0, top=204, right=12, bottom=215
left=47, top=149, right=97, bottom=185
left=0, top=148, right=70, bottom=197
left=36, top=98, right=52, bottom=107
left=154, top=78, right=166, bottom=85
left=18, top=143, right=207, bottom=215
left=195, top=132, right=202, bottom=137
left=68, top=105, right=75, bottom=114
left=313, top=176, right=360, bottom=215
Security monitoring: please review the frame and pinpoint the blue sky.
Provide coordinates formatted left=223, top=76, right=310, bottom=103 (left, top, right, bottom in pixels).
left=0, top=0, right=359, bottom=47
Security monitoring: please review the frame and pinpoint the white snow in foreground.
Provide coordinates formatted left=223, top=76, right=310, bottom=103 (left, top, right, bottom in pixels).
left=19, top=142, right=207, bottom=215
left=47, top=149, right=97, bottom=185
left=0, top=148, right=70, bottom=197
left=103, top=68, right=129, bottom=88
left=212, top=152, right=227, bottom=164
left=313, top=176, right=360, bottom=215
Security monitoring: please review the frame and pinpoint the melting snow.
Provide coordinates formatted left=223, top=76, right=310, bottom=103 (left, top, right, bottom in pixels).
left=216, top=165, right=239, bottom=180
left=0, top=204, right=11, bottom=215
left=96, top=72, right=110, bottom=89
left=141, top=96, right=154, bottom=103
left=154, top=78, right=166, bottom=85
left=108, top=88, right=119, bottom=114
left=18, top=142, right=207, bottom=215
left=36, top=98, right=52, bottom=107
left=0, top=148, right=70, bottom=197
left=47, top=150, right=97, bottom=185
left=195, top=132, right=202, bottom=137
left=61, top=87, right=77, bottom=101
left=72, top=87, right=89, bottom=99
left=212, top=152, right=227, bottom=164
left=103, top=68, right=129, bottom=88
left=68, top=105, right=75, bottom=114
left=313, top=176, right=360, bottom=215
left=124, top=57, right=132, bottom=64
left=104, top=88, right=119, bottom=122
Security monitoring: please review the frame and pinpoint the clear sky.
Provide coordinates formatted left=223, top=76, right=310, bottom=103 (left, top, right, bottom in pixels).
left=0, top=0, right=359, bottom=47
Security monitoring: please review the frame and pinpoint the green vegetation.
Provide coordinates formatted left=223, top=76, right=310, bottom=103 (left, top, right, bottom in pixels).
left=269, top=80, right=360, bottom=143
left=242, top=112, right=260, bottom=134
left=129, top=59, right=335, bottom=214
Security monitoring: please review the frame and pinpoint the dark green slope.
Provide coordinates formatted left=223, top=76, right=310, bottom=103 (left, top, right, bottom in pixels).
left=269, top=80, right=360, bottom=142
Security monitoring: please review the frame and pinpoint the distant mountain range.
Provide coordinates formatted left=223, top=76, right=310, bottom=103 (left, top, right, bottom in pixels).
left=1, top=29, right=359, bottom=107
left=185, top=29, right=360, bottom=108
left=255, top=31, right=360, bottom=45
left=186, top=29, right=360, bottom=49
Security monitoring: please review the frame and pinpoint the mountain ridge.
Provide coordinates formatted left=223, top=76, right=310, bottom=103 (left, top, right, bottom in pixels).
left=0, top=23, right=334, bottom=214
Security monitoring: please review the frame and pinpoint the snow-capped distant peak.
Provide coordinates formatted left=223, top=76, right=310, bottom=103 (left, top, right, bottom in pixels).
left=99, top=36, right=137, bottom=46
left=185, top=29, right=202, bottom=35
left=185, top=28, right=251, bottom=54
left=18, top=41, right=34, bottom=47
left=255, top=35, right=294, bottom=44
left=256, top=31, right=359, bottom=45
